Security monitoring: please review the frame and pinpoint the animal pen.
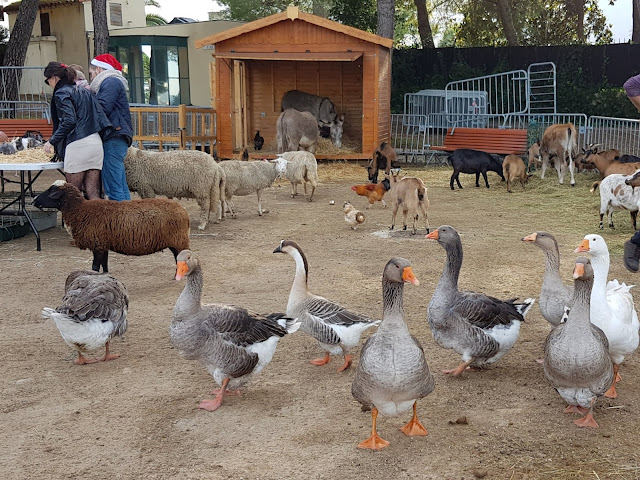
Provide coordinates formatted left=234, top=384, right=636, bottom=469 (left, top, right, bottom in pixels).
left=194, top=6, right=393, bottom=160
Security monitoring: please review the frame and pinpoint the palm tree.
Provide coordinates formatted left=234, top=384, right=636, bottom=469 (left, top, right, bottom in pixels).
left=145, top=0, right=168, bottom=26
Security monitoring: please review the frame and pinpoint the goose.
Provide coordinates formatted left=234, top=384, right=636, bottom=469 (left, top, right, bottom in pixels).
left=522, top=232, right=574, bottom=327
left=172, top=250, right=300, bottom=411
left=273, top=240, right=380, bottom=372
left=42, top=270, right=128, bottom=365
left=352, top=257, right=434, bottom=450
left=575, top=234, right=639, bottom=398
left=543, top=256, right=614, bottom=428
left=426, top=226, right=535, bottom=375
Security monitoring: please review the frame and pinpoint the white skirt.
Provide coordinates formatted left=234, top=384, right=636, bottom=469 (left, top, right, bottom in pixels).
left=64, top=133, right=104, bottom=174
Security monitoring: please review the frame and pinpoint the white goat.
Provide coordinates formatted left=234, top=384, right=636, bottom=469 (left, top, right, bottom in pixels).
left=386, top=169, right=430, bottom=234
left=278, top=151, right=319, bottom=201
left=593, top=170, right=640, bottom=230
left=124, top=147, right=225, bottom=230
left=219, top=158, right=288, bottom=217
left=539, top=123, right=578, bottom=186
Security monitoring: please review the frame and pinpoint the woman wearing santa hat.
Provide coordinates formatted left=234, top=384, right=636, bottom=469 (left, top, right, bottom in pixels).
left=89, top=53, right=133, bottom=201
left=43, top=62, right=112, bottom=199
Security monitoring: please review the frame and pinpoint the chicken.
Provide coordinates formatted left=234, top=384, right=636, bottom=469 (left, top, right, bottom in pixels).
left=254, top=130, right=264, bottom=151
left=351, top=179, right=390, bottom=208
left=344, top=201, right=365, bottom=230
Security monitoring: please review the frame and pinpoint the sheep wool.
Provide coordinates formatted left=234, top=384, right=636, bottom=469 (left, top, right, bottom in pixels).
left=278, top=151, right=319, bottom=202
left=124, top=147, right=225, bottom=230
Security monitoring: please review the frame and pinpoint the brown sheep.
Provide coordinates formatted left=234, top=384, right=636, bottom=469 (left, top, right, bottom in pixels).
left=33, top=181, right=190, bottom=273
left=503, top=155, right=531, bottom=193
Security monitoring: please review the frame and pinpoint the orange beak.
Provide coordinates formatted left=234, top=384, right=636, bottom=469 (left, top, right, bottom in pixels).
left=575, top=239, right=590, bottom=253
left=573, top=262, right=585, bottom=279
left=425, top=230, right=439, bottom=240
left=522, top=233, right=537, bottom=242
left=402, top=266, right=420, bottom=286
left=175, top=261, right=189, bottom=280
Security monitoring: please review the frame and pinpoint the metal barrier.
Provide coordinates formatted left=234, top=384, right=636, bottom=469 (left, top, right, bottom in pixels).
left=586, top=116, right=640, bottom=155
left=0, top=66, right=50, bottom=120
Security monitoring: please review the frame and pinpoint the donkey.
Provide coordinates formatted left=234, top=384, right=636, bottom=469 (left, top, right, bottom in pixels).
left=276, top=108, right=319, bottom=154
left=281, top=90, right=344, bottom=148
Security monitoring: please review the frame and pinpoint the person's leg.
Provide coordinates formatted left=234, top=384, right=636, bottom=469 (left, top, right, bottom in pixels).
left=83, top=169, right=102, bottom=200
left=623, top=230, right=640, bottom=272
left=65, top=172, right=85, bottom=194
left=102, top=138, right=131, bottom=201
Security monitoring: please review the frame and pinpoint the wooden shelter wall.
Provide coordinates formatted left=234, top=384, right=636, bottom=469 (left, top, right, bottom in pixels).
left=377, top=47, right=391, bottom=146
left=246, top=60, right=363, bottom=150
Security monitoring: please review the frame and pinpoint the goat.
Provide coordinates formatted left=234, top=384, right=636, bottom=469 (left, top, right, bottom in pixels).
left=527, top=142, right=542, bottom=174
left=582, top=150, right=640, bottom=178
left=539, top=123, right=577, bottom=186
left=503, top=155, right=531, bottom=193
left=367, top=142, right=397, bottom=184
left=591, top=171, right=640, bottom=230
left=386, top=169, right=430, bottom=234
left=448, top=148, right=504, bottom=190
left=33, top=181, right=190, bottom=273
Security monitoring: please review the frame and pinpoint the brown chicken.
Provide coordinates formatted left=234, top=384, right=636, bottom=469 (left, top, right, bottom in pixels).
left=351, top=179, right=390, bottom=208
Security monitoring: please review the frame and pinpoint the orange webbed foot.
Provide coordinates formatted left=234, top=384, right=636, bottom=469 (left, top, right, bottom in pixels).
left=198, top=397, right=224, bottom=411
left=210, top=388, right=241, bottom=396
left=564, top=405, right=588, bottom=414
left=604, top=383, right=618, bottom=399
left=442, top=361, right=472, bottom=376
left=337, top=354, right=353, bottom=372
left=573, top=413, right=599, bottom=428
left=357, top=433, right=390, bottom=450
left=99, top=353, right=121, bottom=362
left=310, top=353, right=331, bottom=366
left=74, top=353, right=99, bottom=365
left=400, top=418, right=428, bottom=436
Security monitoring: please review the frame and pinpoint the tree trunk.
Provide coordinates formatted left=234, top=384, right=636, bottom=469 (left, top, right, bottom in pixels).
left=575, top=0, right=585, bottom=43
left=2, top=0, right=39, bottom=114
left=414, top=0, right=435, bottom=48
left=92, top=0, right=109, bottom=56
left=634, top=0, right=640, bottom=44
left=377, top=0, right=395, bottom=40
left=496, top=0, right=519, bottom=46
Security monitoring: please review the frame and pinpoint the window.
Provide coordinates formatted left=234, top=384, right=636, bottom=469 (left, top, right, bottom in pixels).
left=40, top=13, right=51, bottom=37
left=110, top=3, right=123, bottom=27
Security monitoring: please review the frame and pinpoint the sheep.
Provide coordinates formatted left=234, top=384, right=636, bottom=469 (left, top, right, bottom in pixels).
left=503, top=154, right=531, bottom=193
left=582, top=150, right=640, bottom=178
left=124, top=147, right=225, bottom=231
left=591, top=171, right=640, bottom=230
left=386, top=169, right=430, bottom=234
left=278, top=151, right=319, bottom=201
left=219, top=157, right=288, bottom=217
left=367, top=142, right=397, bottom=183
left=33, top=180, right=190, bottom=273
left=527, top=142, right=541, bottom=174
left=539, top=123, right=577, bottom=186
left=448, top=148, right=505, bottom=190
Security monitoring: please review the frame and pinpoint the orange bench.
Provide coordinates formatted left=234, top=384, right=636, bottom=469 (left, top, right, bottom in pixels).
left=430, top=127, right=528, bottom=155
left=0, top=119, right=54, bottom=139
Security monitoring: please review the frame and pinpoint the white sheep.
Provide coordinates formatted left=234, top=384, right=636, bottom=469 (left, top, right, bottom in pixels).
left=124, top=147, right=225, bottom=230
left=592, top=170, right=640, bottom=230
left=278, top=151, right=319, bottom=201
left=219, top=158, right=287, bottom=217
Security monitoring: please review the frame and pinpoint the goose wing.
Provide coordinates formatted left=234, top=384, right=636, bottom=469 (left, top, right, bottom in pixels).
left=58, top=273, right=129, bottom=335
left=203, top=304, right=289, bottom=347
left=451, top=291, right=525, bottom=329
left=304, top=295, right=374, bottom=326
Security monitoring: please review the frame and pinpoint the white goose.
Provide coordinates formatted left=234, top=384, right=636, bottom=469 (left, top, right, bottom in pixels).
left=273, top=240, right=380, bottom=372
left=576, top=234, right=639, bottom=398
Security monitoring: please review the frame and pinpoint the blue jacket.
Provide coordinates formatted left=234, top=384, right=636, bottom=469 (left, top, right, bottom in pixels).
left=96, top=76, right=133, bottom=145
left=49, top=83, right=112, bottom=159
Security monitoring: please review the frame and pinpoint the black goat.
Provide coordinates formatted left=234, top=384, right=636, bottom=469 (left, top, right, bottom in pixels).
left=448, top=148, right=505, bottom=190
left=254, top=130, right=264, bottom=151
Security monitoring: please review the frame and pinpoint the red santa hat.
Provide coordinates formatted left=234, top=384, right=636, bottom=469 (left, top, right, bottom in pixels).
left=91, top=53, right=122, bottom=71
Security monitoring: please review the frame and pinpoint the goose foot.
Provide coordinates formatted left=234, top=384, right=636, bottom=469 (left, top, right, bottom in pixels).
left=604, top=382, right=618, bottom=399
left=535, top=358, right=544, bottom=364
left=337, top=354, right=353, bottom=372
left=400, top=402, right=428, bottom=436
left=573, top=412, right=599, bottom=428
left=357, top=408, right=390, bottom=450
left=564, top=405, right=588, bottom=414
left=99, top=342, right=120, bottom=362
left=199, top=397, right=224, bottom=411
left=210, top=388, right=241, bottom=396
left=74, top=352, right=99, bottom=365
left=442, top=360, right=473, bottom=376
left=614, top=364, right=621, bottom=383
left=309, top=353, right=331, bottom=366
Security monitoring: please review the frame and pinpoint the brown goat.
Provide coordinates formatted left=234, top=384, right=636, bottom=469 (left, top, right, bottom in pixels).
left=527, top=142, right=541, bottom=174
left=367, top=141, right=397, bottom=183
left=582, top=151, right=640, bottom=178
left=33, top=181, right=190, bottom=273
left=539, top=123, right=577, bottom=186
left=386, top=169, right=430, bottom=234
left=503, top=155, right=531, bottom=193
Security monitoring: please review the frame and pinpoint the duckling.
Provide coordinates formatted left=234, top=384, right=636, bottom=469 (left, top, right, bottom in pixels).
left=426, top=226, right=535, bottom=375
left=42, top=270, right=128, bottom=365
left=543, top=257, right=614, bottom=428
left=352, top=257, right=434, bottom=450
left=273, top=240, right=380, bottom=372
left=344, top=201, right=365, bottom=230
left=172, top=250, right=300, bottom=411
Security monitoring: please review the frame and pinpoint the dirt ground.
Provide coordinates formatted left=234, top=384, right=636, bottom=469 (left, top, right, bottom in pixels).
left=2, top=164, right=640, bottom=480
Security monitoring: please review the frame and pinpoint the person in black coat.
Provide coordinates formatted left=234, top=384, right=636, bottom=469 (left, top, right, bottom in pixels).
left=43, top=62, right=111, bottom=199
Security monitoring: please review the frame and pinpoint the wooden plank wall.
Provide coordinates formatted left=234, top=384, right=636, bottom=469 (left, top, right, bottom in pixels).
left=377, top=47, right=391, bottom=147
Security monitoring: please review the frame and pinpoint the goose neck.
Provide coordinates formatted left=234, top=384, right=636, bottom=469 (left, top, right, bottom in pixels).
left=174, top=264, right=203, bottom=318
left=380, top=280, right=409, bottom=334
left=589, top=254, right=610, bottom=296
left=541, top=245, right=561, bottom=278
left=437, top=241, right=462, bottom=294
left=565, top=279, right=592, bottom=328
left=289, top=248, right=309, bottom=294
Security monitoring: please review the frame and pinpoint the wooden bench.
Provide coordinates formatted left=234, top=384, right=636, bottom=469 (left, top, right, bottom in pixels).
left=0, top=119, right=54, bottom=139
left=430, top=127, right=528, bottom=155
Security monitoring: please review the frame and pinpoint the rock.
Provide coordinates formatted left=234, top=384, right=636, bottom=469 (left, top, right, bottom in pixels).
left=473, top=468, right=488, bottom=478
left=448, top=416, right=468, bottom=425
left=16, top=378, right=34, bottom=385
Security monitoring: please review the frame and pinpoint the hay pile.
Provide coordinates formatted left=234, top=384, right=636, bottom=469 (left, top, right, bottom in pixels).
left=315, top=137, right=361, bottom=155
left=0, top=148, right=55, bottom=165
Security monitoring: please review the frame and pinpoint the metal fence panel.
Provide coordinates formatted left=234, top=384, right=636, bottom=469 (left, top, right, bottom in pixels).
left=586, top=116, right=640, bottom=155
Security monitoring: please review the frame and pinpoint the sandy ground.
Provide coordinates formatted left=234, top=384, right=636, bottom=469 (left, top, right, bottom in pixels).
left=1, top=165, right=640, bottom=480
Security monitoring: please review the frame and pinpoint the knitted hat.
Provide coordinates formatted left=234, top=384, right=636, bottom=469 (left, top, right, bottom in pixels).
left=91, top=54, right=122, bottom=71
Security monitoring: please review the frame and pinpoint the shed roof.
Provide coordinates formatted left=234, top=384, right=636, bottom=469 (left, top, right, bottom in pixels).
left=213, top=51, right=363, bottom=61
left=194, top=6, right=393, bottom=49
left=4, top=0, right=88, bottom=14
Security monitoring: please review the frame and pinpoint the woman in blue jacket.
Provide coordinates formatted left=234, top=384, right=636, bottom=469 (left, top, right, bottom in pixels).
left=89, top=54, right=133, bottom=201
left=43, top=62, right=112, bottom=199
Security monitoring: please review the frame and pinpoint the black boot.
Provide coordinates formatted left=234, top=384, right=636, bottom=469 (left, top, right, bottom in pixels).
left=623, top=240, right=640, bottom=272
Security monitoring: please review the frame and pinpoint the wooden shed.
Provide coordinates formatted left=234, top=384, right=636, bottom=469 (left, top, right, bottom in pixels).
left=195, top=6, right=393, bottom=160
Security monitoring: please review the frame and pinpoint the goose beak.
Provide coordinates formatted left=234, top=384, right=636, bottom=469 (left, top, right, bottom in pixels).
left=573, top=263, right=585, bottom=279
left=425, top=230, right=439, bottom=240
left=175, top=261, right=189, bottom=280
left=402, top=267, right=420, bottom=286
left=522, top=233, right=537, bottom=242
left=575, top=239, right=590, bottom=253
left=273, top=245, right=282, bottom=253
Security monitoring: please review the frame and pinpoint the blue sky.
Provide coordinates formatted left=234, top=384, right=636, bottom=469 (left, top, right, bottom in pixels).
left=599, top=0, right=632, bottom=42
